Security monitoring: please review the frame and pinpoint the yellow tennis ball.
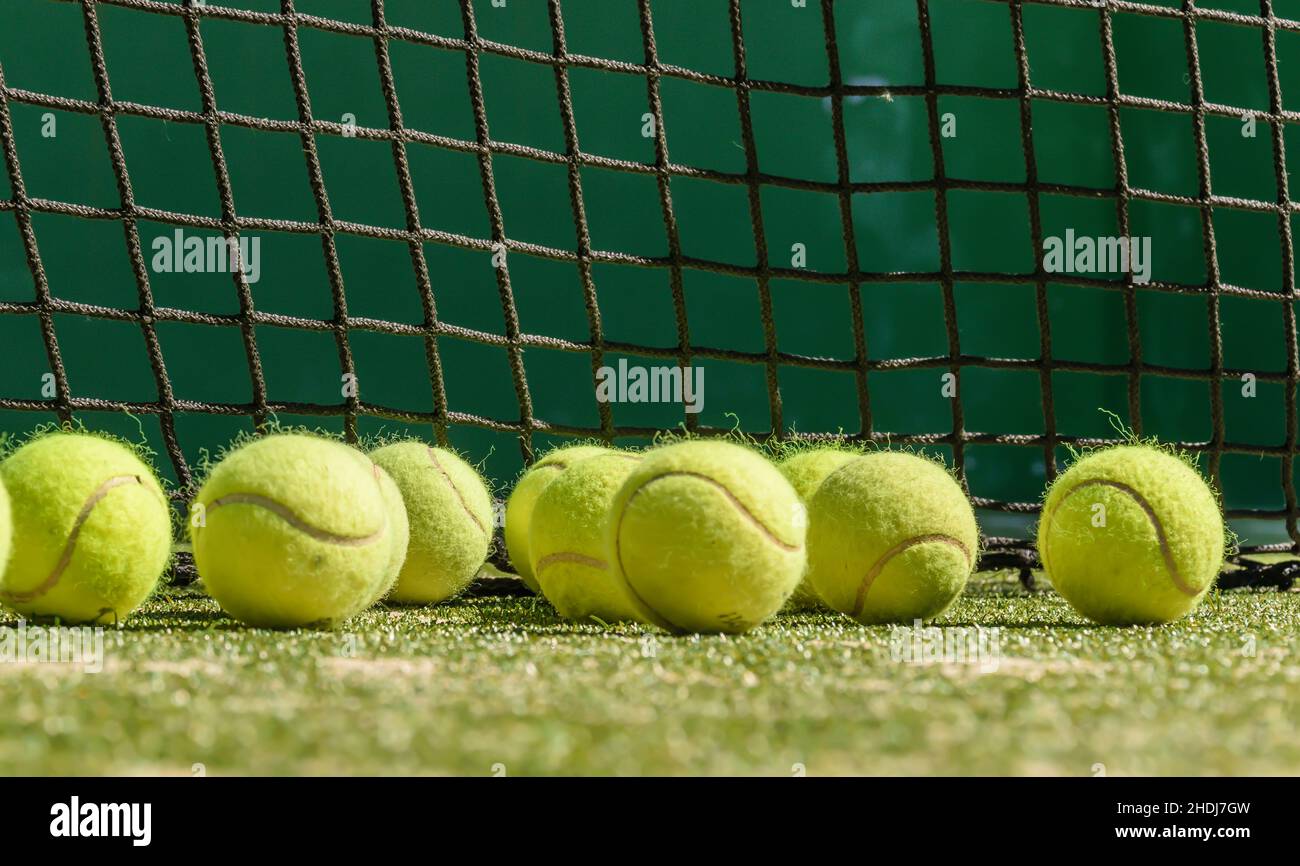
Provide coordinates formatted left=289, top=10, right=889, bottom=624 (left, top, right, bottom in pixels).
left=776, top=447, right=858, bottom=609
left=360, top=465, right=410, bottom=608
left=191, top=433, right=398, bottom=628
left=0, top=431, right=172, bottom=624
left=607, top=440, right=807, bottom=634
left=505, top=444, right=611, bottom=592
left=529, top=451, right=642, bottom=622
left=808, top=452, right=978, bottom=625
left=1038, top=444, right=1225, bottom=625
left=0, top=477, right=11, bottom=581
left=369, top=441, right=492, bottom=604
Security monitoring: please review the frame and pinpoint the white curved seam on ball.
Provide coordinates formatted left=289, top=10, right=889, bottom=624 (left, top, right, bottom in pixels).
left=203, top=493, right=386, bottom=547
left=611, top=470, right=802, bottom=633
left=0, top=475, right=146, bottom=604
left=1043, top=479, right=1196, bottom=597
left=610, top=485, right=687, bottom=633
left=851, top=534, right=972, bottom=617
left=425, top=446, right=488, bottom=536
left=626, top=471, right=803, bottom=552
left=531, top=456, right=639, bottom=579
left=535, top=551, right=606, bottom=576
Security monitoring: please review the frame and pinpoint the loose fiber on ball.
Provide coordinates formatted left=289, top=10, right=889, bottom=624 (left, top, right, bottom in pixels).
left=190, top=433, right=398, bottom=628
left=807, top=451, right=978, bottom=625
left=505, top=443, right=611, bottom=592
left=1037, top=444, right=1226, bottom=625
left=369, top=441, right=492, bottom=605
left=776, top=447, right=859, bottom=609
left=529, top=450, right=643, bottom=622
left=606, top=439, right=807, bottom=634
left=0, top=431, right=172, bottom=624
left=362, top=464, right=411, bottom=608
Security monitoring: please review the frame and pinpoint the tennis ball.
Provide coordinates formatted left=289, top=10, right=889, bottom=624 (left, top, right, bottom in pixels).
left=1038, top=444, right=1225, bottom=625
left=807, top=452, right=978, bottom=625
left=0, top=432, right=172, bottom=624
left=607, top=440, right=807, bottom=634
left=191, top=433, right=398, bottom=628
left=529, top=451, right=642, bottom=622
left=0, top=478, right=11, bottom=581
left=505, top=444, right=611, bottom=592
left=360, top=465, right=410, bottom=608
left=369, top=442, right=492, bottom=604
left=776, top=447, right=859, bottom=609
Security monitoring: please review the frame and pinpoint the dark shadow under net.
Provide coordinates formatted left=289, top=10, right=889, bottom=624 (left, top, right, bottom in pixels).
left=0, top=0, right=1297, bottom=589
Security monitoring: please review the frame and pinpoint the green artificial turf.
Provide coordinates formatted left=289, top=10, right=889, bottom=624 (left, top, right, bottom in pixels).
left=1, top=575, right=1297, bottom=776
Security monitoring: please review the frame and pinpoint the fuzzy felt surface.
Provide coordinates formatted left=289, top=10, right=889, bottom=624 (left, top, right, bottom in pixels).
left=607, top=440, right=806, bottom=634
left=529, top=452, right=642, bottom=622
left=0, top=432, right=171, bottom=624
left=0, top=478, right=10, bottom=586
left=808, top=452, right=978, bottom=625
left=363, top=466, right=410, bottom=608
left=191, top=433, right=394, bottom=628
left=1038, top=445, right=1225, bottom=625
left=776, top=448, right=858, bottom=610
left=504, top=445, right=610, bottom=592
left=370, top=442, right=491, bottom=604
